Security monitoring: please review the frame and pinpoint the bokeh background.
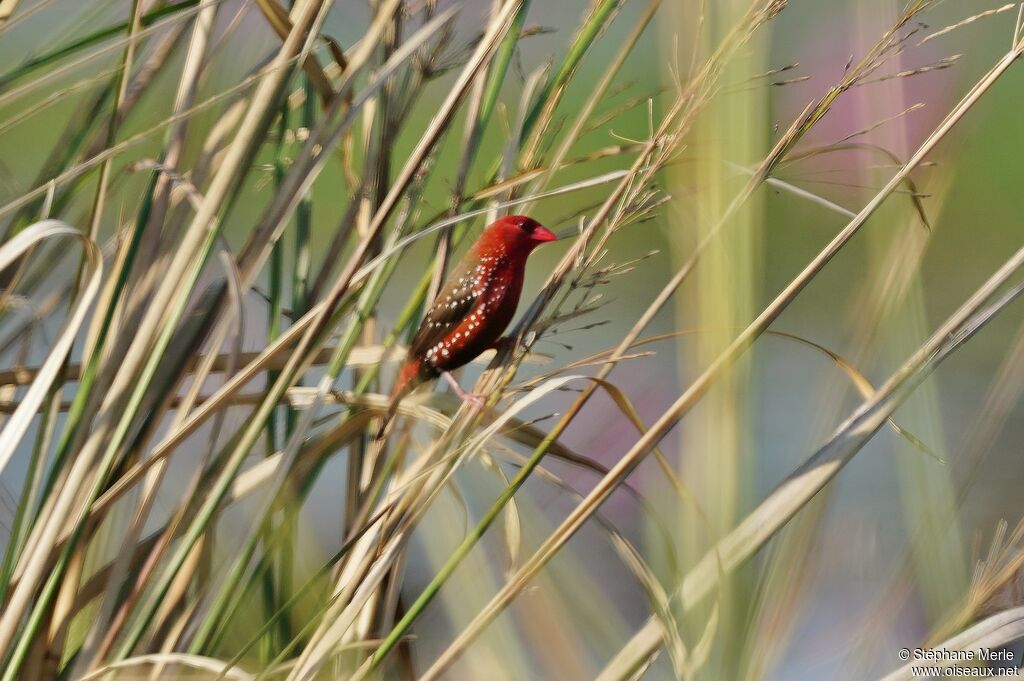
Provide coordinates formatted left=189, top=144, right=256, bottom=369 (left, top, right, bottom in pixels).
left=1, top=1, right=1022, bottom=679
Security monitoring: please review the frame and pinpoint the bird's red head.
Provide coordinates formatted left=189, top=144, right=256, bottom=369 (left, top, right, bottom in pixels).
left=481, top=215, right=557, bottom=256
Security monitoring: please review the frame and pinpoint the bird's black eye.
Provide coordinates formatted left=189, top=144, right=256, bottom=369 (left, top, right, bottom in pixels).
left=516, top=217, right=535, bottom=233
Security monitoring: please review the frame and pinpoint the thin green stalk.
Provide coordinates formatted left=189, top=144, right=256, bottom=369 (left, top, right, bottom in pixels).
left=353, top=264, right=434, bottom=395
left=522, top=0, right=661, bottom=214
left=428, top=0, right=526, bottom=299
left=521, top=0, right=622, bottom=146
left=279, top=71, right=316, bottom=646
left=1, top=504, right=89, bottom=680
left=85, top=0, right=142, bottom=243
left=258, top=556, right=276, bottom=665
left=34, top=0, right=152, bottom=513
left=477, top=0, right=530, bottom=133
left=38, top=171, right=157, bottom=508
left=263, top=102, right=291, bottom=657
left=292, top=78, right=315, bottom=325
left=189, top=187, right=426, bottom=653
left=345, top=12, right=395, bottom=542
left=0, top=0, right=201, bottom=89
left=452, top=0, right=620, bottom=237
left=229, top=505, right=396, bottom=681
left=364, top=377, right=556, bottom=671
left=266, top=105, right=290, bottom=458
left=0, top=384, right=59, bottom=598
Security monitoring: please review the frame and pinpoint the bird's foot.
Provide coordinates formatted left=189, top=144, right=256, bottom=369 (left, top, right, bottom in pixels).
left=442, top=371, right=485, bottom=411
left=489, top=336, right=514, bottom=353
left=490, top=334, right=531, bottom=354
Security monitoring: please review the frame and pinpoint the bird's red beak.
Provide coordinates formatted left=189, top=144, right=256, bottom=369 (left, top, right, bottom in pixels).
left=531, top=225, right=557, bottom=243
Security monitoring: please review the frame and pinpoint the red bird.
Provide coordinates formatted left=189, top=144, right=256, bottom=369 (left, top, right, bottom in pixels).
left=378, top=215, right=557, bottom=435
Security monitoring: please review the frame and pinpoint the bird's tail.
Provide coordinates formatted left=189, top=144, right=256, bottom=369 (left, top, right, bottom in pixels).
left=374, top=359, right=422, bottom=440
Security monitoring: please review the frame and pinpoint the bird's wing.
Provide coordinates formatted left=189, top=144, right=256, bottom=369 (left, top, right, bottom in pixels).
left=407, top=259, right=479, bottom=361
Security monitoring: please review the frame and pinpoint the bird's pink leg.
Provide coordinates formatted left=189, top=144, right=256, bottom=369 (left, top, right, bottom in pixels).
left=442, top=371, right=485, bottom=410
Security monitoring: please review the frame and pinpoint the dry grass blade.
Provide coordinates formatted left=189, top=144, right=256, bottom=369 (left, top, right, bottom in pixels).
left=856, top=55, right=962, bottom=86
left=918, top=3, right=1017, bottom=46
left=608, top=534, right=690, bottom=680
left=878, top=606, right=1024, bottom=681
left=252, top=0, right=335, bottom=103
left=0, top=221, right=101, bottom=477
left=0, top=0, right=21, bottom=28
left=351, top=373, right=590, bottom=680
left=77, top=653, right=255, bottom=681
left=832, top=103, right=926, bottom=144
left=725, top=160, right=857, bottom=218
left=781, top=142, right=932, bottom=230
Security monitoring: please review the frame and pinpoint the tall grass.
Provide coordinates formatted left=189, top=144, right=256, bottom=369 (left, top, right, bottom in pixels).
left=0, top=1, right=1022, bottom=679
